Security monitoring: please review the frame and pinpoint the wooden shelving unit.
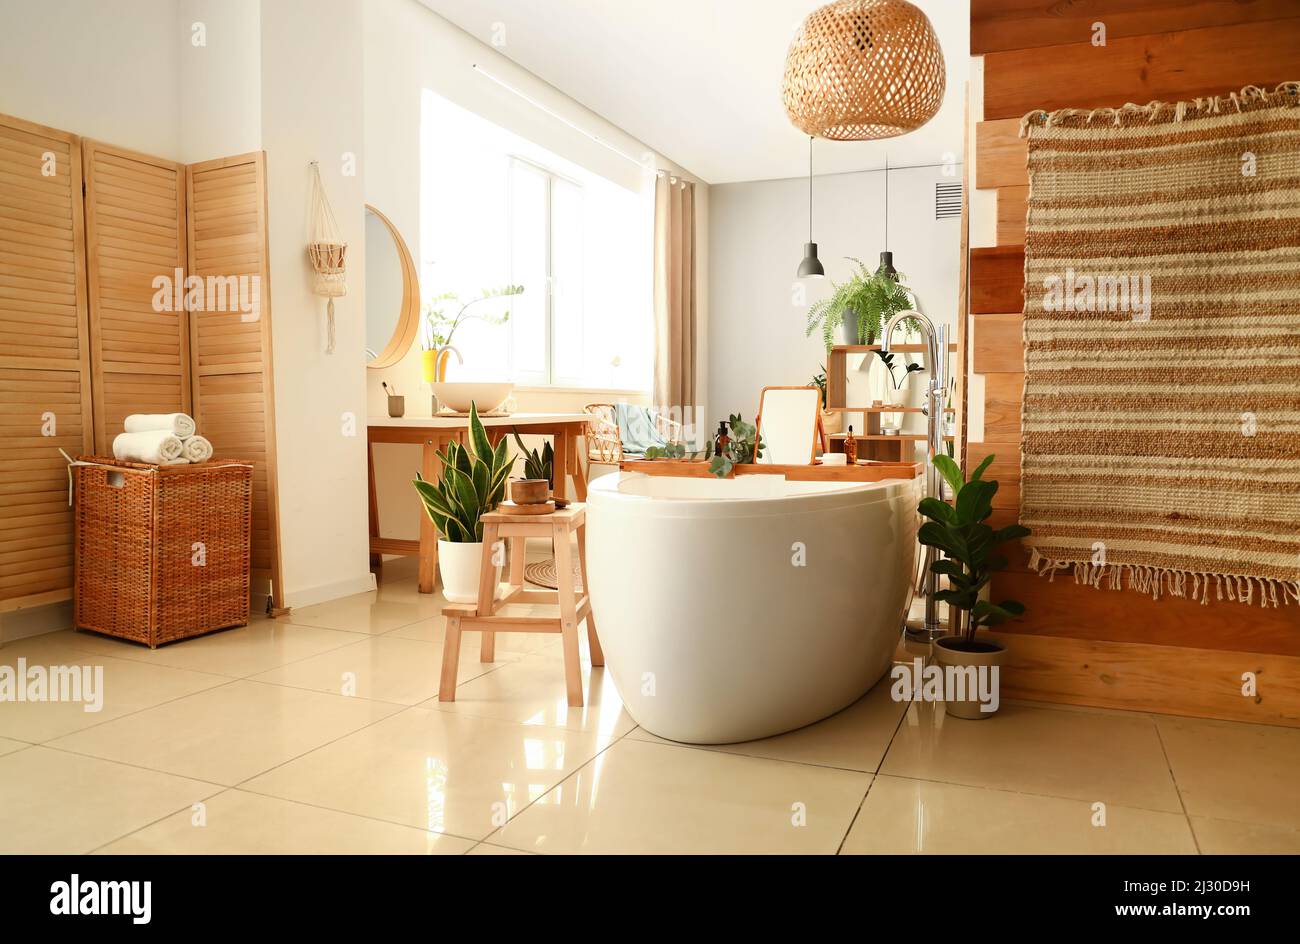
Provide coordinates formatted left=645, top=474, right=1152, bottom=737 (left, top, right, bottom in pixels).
left=825, top=343, right=958, bottom=462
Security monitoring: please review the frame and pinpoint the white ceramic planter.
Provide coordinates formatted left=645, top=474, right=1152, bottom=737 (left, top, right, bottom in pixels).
left=437, top=539, right=502, bottom=604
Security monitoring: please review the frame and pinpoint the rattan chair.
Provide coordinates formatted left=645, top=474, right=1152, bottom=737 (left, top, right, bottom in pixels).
left=583, top=403, right=683, bottom=464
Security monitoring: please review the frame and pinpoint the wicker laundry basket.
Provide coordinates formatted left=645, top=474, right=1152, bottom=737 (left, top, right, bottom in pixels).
left=73, top=456, right=253, bottom=648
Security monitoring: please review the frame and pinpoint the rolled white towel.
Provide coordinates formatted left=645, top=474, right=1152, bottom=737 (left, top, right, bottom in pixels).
left=181, top=434, right=214, bottom=463
left=113, top=430, right=186, bottom=465
left=124, top=412, right=196, bottom=438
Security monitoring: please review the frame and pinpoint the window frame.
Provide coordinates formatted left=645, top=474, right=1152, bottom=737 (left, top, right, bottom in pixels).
left=506, top=155, right=584, bottom=386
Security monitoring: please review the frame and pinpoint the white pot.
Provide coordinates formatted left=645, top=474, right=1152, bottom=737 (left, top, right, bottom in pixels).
left=437, top=539, right=502, bottom=604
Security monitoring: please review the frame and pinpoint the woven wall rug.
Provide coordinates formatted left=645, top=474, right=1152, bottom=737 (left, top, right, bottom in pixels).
left=1018, top=82, right=1300, bottom=606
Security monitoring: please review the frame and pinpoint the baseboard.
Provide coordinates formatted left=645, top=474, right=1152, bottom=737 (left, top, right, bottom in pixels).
left=0, top=599, right=74, bottom=644
left=282, top=572, right=377, bottom=610
left=987, top=630, right=1300, bottom=728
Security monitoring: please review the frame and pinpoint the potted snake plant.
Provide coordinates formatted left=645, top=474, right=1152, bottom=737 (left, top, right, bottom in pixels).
left=917, top=454, right=1030, bottom=719
left=412, top=402, right=514, bottom=603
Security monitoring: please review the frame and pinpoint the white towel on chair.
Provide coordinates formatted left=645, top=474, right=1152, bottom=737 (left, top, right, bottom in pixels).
left=123, top=412, right=196, bottom=438
left=181, top=434, right=213, bottom=463
left=113, top=430, right=187, bottom=464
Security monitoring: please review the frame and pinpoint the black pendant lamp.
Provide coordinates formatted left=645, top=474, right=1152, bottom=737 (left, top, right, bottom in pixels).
left=878, top=153, right=898, bottom=280
left=797, top=136, right=824, bottom=278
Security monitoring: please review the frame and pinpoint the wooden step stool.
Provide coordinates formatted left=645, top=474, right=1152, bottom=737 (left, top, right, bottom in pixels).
left=439, top=503, right=603, bottom=707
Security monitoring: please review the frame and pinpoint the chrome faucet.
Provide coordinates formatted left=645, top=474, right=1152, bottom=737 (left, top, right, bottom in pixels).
left=881, top=310, right=949, bottom=642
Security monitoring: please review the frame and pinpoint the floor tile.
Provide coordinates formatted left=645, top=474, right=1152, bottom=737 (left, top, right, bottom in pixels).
left=491, top=738, right=870, bottom=854
left=57, top=622, right=365, bottom=678
left=881, top=700, right=1182, bottom=812
left=1157, top=715, right=1300, bottom=829
left=841, top=775, right=1196, bottom=854
left=287, top=590, right=436, bottom=635
left=627, top=676, right=908, bottom=772
left=1190, top=816, right=1300, bottom=855
left=0, top=747, right=217, bottom=854
left=386, top=613, right=556, bottom=654
left=242, top=707, right=610, bottom=841
left=0, top=637, right=228, bottom=742
left=0, top=737, right=27, bottom=757
left=467, top=842, right=535, bottom=855
left=97, top=789, right=474, bottom=855
left=425, top=648, right=634, bottom=738
left=47, top=680, right=400, bottom=785
left=250, top=634, right=519, bottom=706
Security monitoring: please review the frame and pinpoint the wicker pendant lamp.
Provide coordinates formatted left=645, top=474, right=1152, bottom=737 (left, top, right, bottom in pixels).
left=783, top=0, right=945, bottom=141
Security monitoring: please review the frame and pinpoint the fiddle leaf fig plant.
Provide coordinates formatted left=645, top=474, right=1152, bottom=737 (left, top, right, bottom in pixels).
left=709, top=413, right=762, bottom=478
left=917, top=454, right=1031, bottom=647
left=412, top=401, right=513, bottom=543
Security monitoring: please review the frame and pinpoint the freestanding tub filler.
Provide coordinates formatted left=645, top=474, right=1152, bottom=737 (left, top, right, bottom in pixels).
left=586, top=470, right=919, bottom=743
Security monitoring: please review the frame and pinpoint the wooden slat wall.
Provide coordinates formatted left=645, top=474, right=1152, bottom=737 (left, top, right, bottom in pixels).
left=967, top=3, right=1300, bottom=722
left=972, top=0, right=1300, bottom=56
left=982, top=18, right=1300, bottom=120
left=82, top=141, right=190, bottom=453
left=186, top=152, right=282, bottom=606
left=0, top=114, right=93, bottom=610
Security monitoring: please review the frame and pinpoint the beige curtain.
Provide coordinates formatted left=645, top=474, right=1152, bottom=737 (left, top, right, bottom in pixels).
left=653, top=174, right=696, bottom=421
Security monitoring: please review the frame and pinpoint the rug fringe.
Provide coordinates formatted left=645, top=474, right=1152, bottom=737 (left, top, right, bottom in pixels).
left=1020, top=81, right=1300, bottom=136
left=1027, top=554, right=1300, bottom=608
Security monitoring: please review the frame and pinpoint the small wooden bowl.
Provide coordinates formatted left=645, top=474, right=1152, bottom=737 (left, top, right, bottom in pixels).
left=511, top=478, right=550, bottom=505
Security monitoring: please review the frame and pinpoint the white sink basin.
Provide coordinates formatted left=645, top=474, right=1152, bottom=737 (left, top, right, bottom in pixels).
left=431, top=382, right=514, bottom=414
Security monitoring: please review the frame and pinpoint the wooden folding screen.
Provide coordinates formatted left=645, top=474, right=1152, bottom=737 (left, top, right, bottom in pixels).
left=0, top=115, right=94, bottom=610
left=82, top=141, right=190, bottom=452
left=0, top=110, right=283, bottom=613
left=186, top=153, right=283, bottom=606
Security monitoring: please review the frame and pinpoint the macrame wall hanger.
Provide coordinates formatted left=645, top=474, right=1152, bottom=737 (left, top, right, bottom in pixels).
left=307, top=161, right=347, bottom=354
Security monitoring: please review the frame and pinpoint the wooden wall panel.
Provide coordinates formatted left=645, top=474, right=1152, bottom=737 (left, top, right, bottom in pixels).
left=82, top=141, right=189, bottom=453
left=187, top=152, right=282, bottom=607
left=987, top=630, right=1300, bottom=728
left=995, top=185, right=1027, bottom=246
left=973, top=119, right=1026, bottom=190
left=969, top=246, right=1023, bottom=314
left=972, top=0, right=1300, bottom=56
left=983, top=18, right=1300, bottom=120
left=972, top=312, right=1023, bottom=373
left=0, top=114, right=92, bottom=611
left=982, top=371, right=1023, bottom=443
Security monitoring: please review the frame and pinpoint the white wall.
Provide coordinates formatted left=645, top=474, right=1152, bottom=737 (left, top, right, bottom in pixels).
left=260, top=0, right=373, bottom=607
left=178, top=0, right=261, bottom=164
left=709, top=164, right=963, bottom=438
left=0, top=0, right=182, bottom=158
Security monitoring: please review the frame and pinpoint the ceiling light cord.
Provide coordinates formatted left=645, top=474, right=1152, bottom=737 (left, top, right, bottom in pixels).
left=808, top=136, right=814, bottom=241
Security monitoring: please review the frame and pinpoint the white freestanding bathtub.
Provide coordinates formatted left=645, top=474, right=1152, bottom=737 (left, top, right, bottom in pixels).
left=586, top=470, right=920, bottom=744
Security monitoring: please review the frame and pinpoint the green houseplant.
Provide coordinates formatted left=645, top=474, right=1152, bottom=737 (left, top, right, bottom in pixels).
left=804, top=257, right=919, bottom=352
left=511, top=429, right=553, bottom=488
left=709, top=413, right=762, bottom=478
left=412, top=402, right=514, bottom=602
left=917, top=454, right=1030, bottom=719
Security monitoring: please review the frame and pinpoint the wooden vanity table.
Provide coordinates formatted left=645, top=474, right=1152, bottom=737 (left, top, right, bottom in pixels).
left=367, top=413, right=592, bottom=593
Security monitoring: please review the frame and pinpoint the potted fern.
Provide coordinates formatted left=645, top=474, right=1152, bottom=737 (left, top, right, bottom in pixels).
left=804, top=256, right=918, bottom=351
left=412, top=402, right=514, bottom=603
left=917, top=454, right=1030, bottom=719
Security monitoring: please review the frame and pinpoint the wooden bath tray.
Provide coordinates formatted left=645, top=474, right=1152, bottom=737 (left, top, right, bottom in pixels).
left=618, top=459, right=922, bottom=482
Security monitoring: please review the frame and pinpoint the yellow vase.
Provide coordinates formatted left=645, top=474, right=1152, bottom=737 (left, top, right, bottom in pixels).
left=421, top=349, right=453, bottom=383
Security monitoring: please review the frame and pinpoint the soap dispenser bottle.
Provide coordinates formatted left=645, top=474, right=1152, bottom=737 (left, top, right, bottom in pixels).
left=715, top=420, right=730, bottom=457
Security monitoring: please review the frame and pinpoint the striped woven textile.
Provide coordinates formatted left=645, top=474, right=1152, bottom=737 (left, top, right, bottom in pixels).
left=1018, top=82, right=1300, bottom=607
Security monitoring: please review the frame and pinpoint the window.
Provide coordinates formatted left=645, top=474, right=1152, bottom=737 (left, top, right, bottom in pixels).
left=508, top=159, right=585, bottom=385
left=420, top=90, right=653, bottom=391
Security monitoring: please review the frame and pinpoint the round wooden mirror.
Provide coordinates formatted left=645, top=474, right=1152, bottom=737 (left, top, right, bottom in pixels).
left=364, top=204, right=420, bottom=369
